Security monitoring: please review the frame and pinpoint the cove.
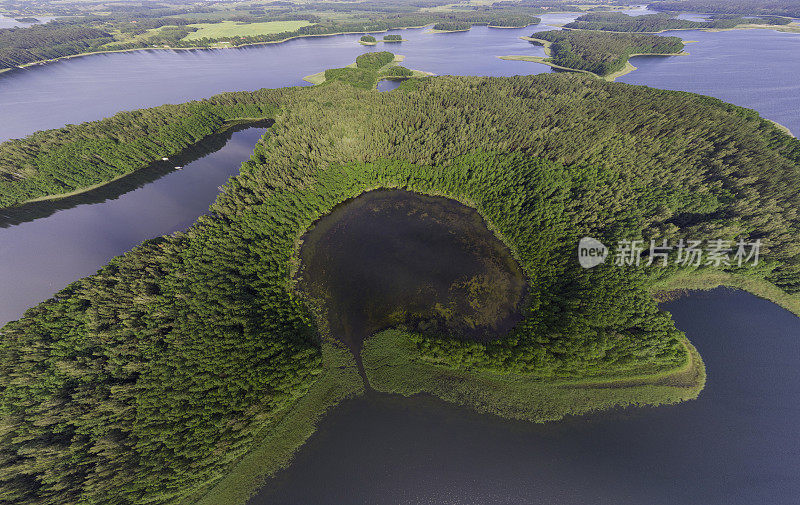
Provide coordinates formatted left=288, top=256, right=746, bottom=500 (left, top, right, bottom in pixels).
left=0, top=125, right=267, bottom=326
left=249, top=288, right=800, bottom=505
left=297, top=189, right=527, bottom=360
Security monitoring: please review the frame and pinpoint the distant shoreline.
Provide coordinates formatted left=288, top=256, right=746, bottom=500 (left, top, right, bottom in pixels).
left=0, top=24, right=436, bottom=75
left=560, top=22, right=800, bottom=35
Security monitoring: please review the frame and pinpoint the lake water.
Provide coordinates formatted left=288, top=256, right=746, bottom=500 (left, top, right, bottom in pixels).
left=619, top=28, right=800, bottom=136
left=0, top=126, right=266, bottom=325
left=250, top=289, right=800, bottom=505
left=1, top=11, right=799, bottom=504
left=297, top=190, right=526, bottom=358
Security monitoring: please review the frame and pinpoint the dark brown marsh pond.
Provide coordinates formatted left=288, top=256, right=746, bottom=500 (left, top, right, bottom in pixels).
left=296, top=189, right=527, bottom=355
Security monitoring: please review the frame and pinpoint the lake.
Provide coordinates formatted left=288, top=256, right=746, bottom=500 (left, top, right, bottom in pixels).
left=1, top=10, right=799, bottom=504
left=297, top=190, right=526, bottom=358
left=249, top=289, right=800, bottom=505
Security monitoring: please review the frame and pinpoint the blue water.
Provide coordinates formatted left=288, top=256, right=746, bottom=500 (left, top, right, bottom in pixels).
left=619, top=28, right=800, bottom=135
left=0, top=127, right=265, bottom=325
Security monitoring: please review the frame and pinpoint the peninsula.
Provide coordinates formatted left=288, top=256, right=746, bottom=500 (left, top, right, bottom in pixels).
left=2, top=71, right=799, bottom=505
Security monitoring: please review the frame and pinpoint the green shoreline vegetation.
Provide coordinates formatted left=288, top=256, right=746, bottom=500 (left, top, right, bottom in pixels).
left=650, top=0, right=800, bottom=18
left=2, top=72, right=800, bottom=504
left=502, top=30, right=686, bottom=80
left=563, top=11, right=795, bottom=33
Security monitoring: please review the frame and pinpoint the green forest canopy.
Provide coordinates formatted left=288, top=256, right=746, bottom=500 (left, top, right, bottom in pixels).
left=1, top=73, right=800, bottom=504
left=532, top=30, right=684, bottom=76
left=651, top=0, right=800, bottom=18
left=564, top=11, right=792, bottom=32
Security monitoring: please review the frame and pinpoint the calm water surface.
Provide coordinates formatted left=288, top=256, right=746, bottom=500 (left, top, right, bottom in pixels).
left=619, top=28, right=800, bottom=135
left=0, top=126, right=265, bottom=325
left=250, top=289, right=800, bottom=505
left=298, top=190, right=526, bottom=356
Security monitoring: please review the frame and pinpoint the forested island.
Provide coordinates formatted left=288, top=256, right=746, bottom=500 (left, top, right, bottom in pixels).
left=302, top=52, right=429, bottom=89
left=503, top=30, right=685, bottom=79
left=2, top=69, right=800, bottom=504
left=564, top=11, right=793, bottom=32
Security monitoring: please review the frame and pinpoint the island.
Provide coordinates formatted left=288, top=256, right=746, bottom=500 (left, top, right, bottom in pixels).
left=501, top=30, right=687, bottom=80
left=1, top=69, right=799, bottom=505
left=302, top=51, right=433, bottom=88
left=430, top=21, right=474, bottom=33
left=359, top=34, right=377, bottom=45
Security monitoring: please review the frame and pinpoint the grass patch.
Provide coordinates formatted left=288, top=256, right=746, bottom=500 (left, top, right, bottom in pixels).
left=187, top=341, right=364, bottom=505
left=652, top=270, right=800, bottom=317
left=183, top=20, right=312, bottom=41
left=362, top=329, right=705, bottom=423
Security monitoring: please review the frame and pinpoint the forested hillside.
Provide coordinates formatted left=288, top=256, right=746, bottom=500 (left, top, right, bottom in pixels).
left=532, top=30, right=684, bottom=76
left=1, top=73, right=800, bottom=504
left=0, top=94, right=282, bottom=206
left=564, top=11, right=792, bottom=32
left=651, top=0, right=800, bottom=18
left=0, top=23, right=113, bottom=68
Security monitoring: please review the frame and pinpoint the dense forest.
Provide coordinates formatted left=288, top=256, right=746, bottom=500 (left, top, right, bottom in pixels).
left=1, top=72, right=800, bottom=503
left=0, top=22, right=113, bottom=68
left=0, top=96, right=281, bottom=206
left=320, top=51, right=418, bottom=88
left=533, top=30, right=684, bottom=76
left=651, top=0, right=800, bottom=18
left=564, top=11, right=792, bottom=32
left=432, top=21, right=473, bottom=31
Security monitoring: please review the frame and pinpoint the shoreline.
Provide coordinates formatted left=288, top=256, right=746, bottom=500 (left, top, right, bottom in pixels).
left=6, top=118, right=270, bottom=208
left=0, top=24, right=437, bottom=75
left=766, top=118, right=795, bottom=137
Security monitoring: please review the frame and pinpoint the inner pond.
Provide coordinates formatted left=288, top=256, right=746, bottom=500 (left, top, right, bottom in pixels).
left=296, top=189, right=527, bottom=356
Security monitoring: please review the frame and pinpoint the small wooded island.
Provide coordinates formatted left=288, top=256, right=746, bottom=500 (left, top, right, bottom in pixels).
left=1, top=68, right=800, bottom=505
left=302, top=51, right=430, bottom=88
left=502, top=29, right=687, bottom=80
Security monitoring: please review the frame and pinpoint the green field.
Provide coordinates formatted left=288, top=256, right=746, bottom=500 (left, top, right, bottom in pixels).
left=183, top=20, right=313, bottom=40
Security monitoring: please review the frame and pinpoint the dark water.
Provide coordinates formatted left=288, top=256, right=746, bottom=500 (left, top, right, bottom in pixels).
left=250, top=288, right=800, bottom=505
left=297, top=190, right=526, bottom=356
left=0, top=126, right=265, bottom=325
left=376, top=78, right=405, bottom=92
